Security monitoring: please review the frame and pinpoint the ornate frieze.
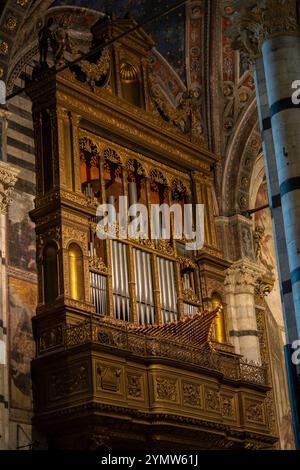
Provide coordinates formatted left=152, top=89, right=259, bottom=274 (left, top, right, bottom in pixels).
left=205, top=388, right=221, bottom=412
left=127, top=374, right=142, bottom=399
left=245, top=399, right=265, bottom=424
left=155, top=377, right=178, bottom=402
left=97, top=365, right=121, bottom=392
left=221, top=394, right=235, bottom=418
left=182, top=382, right=202, bottom=407
left=226, top=1, right=299, bottom=60
left=49, top=362, right=89, bottom=401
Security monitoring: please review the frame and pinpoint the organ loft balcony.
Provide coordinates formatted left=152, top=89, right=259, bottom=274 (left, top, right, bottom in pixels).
left=26, top=15, right=278, bottom=450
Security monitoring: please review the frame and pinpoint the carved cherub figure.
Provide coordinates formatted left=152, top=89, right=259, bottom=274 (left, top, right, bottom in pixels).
left=51, top=21, right=74, bottom=67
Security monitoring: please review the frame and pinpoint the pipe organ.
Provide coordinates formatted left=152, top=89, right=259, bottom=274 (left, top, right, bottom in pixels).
left=26, top=16, right=272, bottom=452
left=78, top=131, right=208, bottom=326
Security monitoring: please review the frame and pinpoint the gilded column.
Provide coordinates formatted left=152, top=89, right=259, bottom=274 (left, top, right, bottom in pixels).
left=0, top=161, right=18, bottom=450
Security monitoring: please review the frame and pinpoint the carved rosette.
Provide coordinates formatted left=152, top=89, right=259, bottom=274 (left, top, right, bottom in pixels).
left=0, top=161, right=19, bottom=213
left=226, top=0, right=299, bottom=61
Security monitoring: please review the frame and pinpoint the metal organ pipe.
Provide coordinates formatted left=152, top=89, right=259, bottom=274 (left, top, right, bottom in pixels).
left=133, top=247, right=155, bottom=325
left=111, top=240, right=130, bottom=322
left=157, top=257, right=178, bottom=323
left=128, top=182, right=138, bottom=205
left=89, top=242, right=107, bottom=315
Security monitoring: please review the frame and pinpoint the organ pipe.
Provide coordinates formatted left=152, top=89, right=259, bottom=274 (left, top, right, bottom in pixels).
left=68, top=243, right=84, bottom=301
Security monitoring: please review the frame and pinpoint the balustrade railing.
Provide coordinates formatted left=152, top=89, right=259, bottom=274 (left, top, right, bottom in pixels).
left=42, top=318, right=268, bottom=387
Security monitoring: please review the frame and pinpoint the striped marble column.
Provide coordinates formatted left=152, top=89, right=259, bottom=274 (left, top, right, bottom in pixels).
left=254, top=56, right=298, bottom=344
left=261, top=34, right=300, bottom=340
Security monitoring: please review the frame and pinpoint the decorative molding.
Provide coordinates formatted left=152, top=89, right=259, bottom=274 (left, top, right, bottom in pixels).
left=245, top=400, right=265, bottom=424
left=205, top=388, right=220, bottom=412
left=127, top=374, right=142, bottom=399
left=97, top=365, right=121, bottom=392
left=48, top=362, right=89, bottom=401
left=155, top=377, right=177, bottom=402
left=182, top=382, right=202, bottom=407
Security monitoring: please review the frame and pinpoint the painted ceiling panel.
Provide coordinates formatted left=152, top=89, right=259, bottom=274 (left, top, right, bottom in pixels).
left=51, top=0, right=186, bottom=83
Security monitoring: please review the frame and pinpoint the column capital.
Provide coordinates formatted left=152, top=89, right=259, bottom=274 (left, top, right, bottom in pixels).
left=226, top=0, right=299, bottom=60
left=0, top=162, right=19, bottom=213
left=224, top=259, right=264, bottom=294
left=0, top=109, right=11, bottom=120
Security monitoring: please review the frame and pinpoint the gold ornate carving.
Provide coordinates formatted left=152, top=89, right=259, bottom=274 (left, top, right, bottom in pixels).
left=5, top=16, right=17, bottom=31
left=182, top=382, right=202, bottom=407
left=58, top=91, right=213, bottom=172
left=205, top=388, right=220, bottom=412
left=97, top=365, right=121, bottom=392
left=182, top=289, right=201, bottom=305
left=155, top=377, right=177, bottom=401
left=39, top=325, right=63, bottom=353
left=17, top=0, right=29, bottom=6
left=126, top=158, right=146, bottom=176
left=78, top=129, right=192, bottom=185
left=80, top=48, right=110, bottom=90
left=103, top=147, right=122, bottom=164
left=221, top=395, right=234, bottom=418
left=245, top=400, right=264, bottom=423
left=61, top=226, right=87, bottom=251
left=0, top=41, right=8, bottom=55
left=148, top=69, right=206, bottom=146
left=178, top=256, right=197, bottom=270
left=127, top=374, right=142, bottom=398
left=49, top=363, right=89, bottom=401
left=120, top=62, right=138, bottom=81
left=150, top=168, right=169, bottom=187
left=89, top=256, right=108, bottom=274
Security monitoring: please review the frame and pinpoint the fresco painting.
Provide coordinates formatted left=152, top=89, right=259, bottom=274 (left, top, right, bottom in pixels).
left=9, top=277, right=37, bottom=410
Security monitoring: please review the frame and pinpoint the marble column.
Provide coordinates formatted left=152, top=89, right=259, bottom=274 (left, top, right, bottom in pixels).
left=227, top=0, right=300, bottom=348
left=254, top=57, right=298, bottom=344
left=225, top=260, right=264, bottom=364
left=0, top=159, right=19, bottom=449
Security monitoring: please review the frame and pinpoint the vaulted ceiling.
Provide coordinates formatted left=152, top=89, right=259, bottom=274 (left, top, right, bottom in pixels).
left=0, top=0, right=262, bottom=216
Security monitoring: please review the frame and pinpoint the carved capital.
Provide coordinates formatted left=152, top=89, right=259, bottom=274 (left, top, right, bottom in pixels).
left=0, top=161, right=19, bottom=213
left=224, top=259, right=264, bottom=294
left=255, top=275, right=274, bottom=298
left=226, top=0, right=299, bottom=60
